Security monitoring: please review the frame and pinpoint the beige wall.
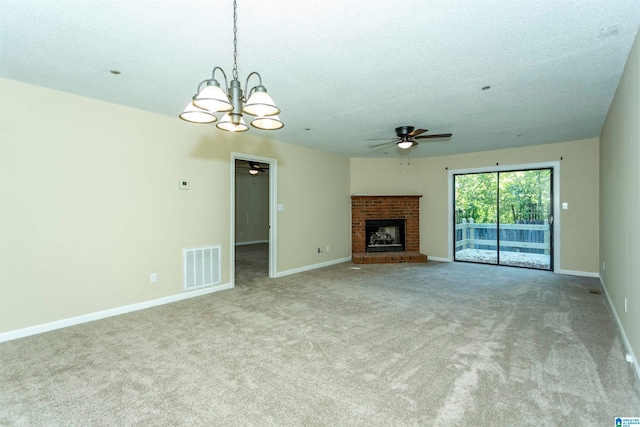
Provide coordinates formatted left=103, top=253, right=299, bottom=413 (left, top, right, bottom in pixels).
left=0, top=78, right=351, bottom=333
left=351, top=137, right=600, bottom=273
left=600, top=28, right=640, bottom=363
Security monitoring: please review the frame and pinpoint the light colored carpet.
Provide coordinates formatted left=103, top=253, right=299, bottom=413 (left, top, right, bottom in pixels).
left=1, top=244, right=639, bottom=426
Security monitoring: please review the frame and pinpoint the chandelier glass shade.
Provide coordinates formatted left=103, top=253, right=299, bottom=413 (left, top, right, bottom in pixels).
left=192, top=81, right=233, bottom=113
left=250, top=115, right=284, bottom=130
left=179, top=1, right=283, bottom=132
left=179, top=102, right=217, bottom=124
left=217, top=113, right=249, bottom=132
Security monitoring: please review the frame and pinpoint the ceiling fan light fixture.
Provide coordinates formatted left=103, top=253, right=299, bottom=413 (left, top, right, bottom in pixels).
left=179, top=102, right=217, bottom=124
left=248, top=168, right=259, bottom=175
left=251, top=115, right=284, bottom=130
left=397, top=140, right=414, bottom=149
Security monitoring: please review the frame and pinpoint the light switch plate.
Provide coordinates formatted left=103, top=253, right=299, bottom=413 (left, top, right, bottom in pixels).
left=562, top=202, right=568, bottom=210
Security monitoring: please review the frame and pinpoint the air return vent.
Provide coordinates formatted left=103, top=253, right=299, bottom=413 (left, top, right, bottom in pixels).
left=183, top=245, right=221, bottom=290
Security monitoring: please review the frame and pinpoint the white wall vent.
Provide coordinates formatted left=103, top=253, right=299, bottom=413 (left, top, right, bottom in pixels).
left=183, top=245, right=221, bottom=290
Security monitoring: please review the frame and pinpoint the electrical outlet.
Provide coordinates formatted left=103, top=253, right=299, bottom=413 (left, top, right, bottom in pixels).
left=150, top=273, right=157, bottom=283
left=326, top=246, right=330, bottom=252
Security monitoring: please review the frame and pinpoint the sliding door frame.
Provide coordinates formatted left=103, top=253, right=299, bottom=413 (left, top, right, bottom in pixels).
left=447, top=161, right=560, bottom=272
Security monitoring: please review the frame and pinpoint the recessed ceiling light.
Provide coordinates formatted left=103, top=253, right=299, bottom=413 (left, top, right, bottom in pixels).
left=110, top=70, right=121, bottom=75
left=482, top=86, right=491, bottom=90
left=598, top=25, right=620, bottom=38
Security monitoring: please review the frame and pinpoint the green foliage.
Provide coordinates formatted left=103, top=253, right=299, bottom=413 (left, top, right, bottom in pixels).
left=455, top=169, right=551, bottom=224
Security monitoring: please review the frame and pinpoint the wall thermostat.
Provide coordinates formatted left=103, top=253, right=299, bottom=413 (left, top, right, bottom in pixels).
left=179, top=180, right=189, bottom=189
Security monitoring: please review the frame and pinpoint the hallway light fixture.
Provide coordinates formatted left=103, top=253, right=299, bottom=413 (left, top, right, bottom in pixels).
left=179, top=0, right=283, bottom=131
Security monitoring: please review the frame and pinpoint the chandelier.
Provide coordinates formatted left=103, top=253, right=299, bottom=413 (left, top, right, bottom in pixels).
left=179, top=0, right=283, bottom=132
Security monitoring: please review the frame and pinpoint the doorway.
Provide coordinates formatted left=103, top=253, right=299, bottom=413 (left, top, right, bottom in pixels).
left=453, top=167, right=554, bottom=270
left=231, top=153, right=277, bottom=284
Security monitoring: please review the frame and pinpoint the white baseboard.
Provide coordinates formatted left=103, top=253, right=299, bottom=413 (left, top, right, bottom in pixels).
left=235, top=240, right=269, bottom=246
left=0, top=282, right=233, bottom=343
left=600, top=277, right=640, bottom=381
left=556, top=269, right=600, bottom=278
left=276, top=257, right=352, bottom=278
left=427, top=256, right=452, bottom=262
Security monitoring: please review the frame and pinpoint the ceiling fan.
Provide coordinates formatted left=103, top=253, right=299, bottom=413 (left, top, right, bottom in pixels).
left=367, top=126, right=452, bottom=151
left=235, top=160, right=269, bottom=175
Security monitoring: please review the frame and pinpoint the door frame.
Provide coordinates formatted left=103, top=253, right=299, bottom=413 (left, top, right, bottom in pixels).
left=231, top=152, right=278, bottom=282
left=447, top=161, right=560, bottom=272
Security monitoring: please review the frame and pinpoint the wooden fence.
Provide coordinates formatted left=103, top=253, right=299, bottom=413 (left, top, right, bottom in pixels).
left=455, top=218, right=550, bottom=254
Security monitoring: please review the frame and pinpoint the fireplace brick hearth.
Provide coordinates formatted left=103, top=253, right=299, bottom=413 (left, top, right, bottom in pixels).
left=351, top=195, right=427, bottom=264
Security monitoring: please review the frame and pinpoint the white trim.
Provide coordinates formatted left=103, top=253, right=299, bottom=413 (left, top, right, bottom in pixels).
left=447, top=161, right=561, bottom=272
left=427, top=256, right=452, bottom=262
left=600, top=277, right=640, bottom=381
left=0, top=282, right=232, bottom=343
left=231, top=153, right=278, bottom=280
left=275, top=257, right=352, bottom=278
left=556, top=269, right=600, bottom=278
left=235, top=240, right=269, bottom=246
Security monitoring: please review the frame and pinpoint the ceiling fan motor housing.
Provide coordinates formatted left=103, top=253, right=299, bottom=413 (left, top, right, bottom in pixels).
left=396, top=126, right=414, bottom=137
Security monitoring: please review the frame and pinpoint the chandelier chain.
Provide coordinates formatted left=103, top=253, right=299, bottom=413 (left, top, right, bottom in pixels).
left=232, top=0, right=238, bottom=81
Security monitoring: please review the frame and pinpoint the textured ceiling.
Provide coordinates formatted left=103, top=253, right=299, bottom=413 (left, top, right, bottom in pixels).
left=1, top=0, right=639, bottom=158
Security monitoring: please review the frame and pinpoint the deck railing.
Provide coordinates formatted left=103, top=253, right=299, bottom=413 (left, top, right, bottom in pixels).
left=455, top=218, right=550, bottom=254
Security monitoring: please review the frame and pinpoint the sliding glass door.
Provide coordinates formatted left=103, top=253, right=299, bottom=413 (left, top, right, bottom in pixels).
left=454, top=168, right=553, bottom=270
left=454, top=172, right=498, bottom=264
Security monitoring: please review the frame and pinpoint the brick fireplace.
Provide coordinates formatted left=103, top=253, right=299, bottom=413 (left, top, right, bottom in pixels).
left=351, top=195, right=428, bottom=264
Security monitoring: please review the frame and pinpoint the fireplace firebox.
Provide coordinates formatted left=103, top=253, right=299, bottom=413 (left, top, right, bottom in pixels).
left=366, top=219, right=405, bottom=252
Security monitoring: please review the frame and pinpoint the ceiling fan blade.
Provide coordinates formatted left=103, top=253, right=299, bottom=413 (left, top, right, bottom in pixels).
left=367, top=141, right=396, bottom=148
left=408, top=128, right=428, bottom=137
left=367, top=137, right=397, bottom=141
left=414, top=133, right=453, bottom=139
